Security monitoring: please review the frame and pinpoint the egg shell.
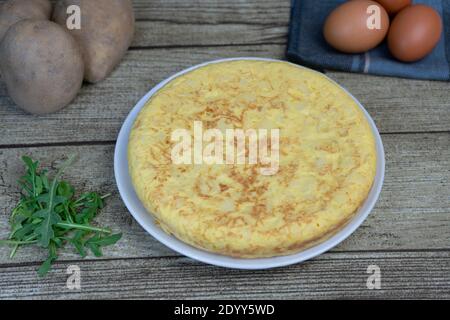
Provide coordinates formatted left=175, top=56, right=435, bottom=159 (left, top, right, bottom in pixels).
left=373, top=0, right=411, bottom=15
left=388, top=4, right=442, bottom=62
left=323, top=0, right=390, bottom=53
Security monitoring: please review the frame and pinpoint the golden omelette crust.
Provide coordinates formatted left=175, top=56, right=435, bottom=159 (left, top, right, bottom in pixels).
left=128, top=60, right=377, bottom=258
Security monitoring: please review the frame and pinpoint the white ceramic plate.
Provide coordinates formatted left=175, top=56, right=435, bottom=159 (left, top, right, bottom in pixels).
left=114, top=57, right=385, bottom=269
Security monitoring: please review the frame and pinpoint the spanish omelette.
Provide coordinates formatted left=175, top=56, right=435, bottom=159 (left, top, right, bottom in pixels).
left=128, top=60, right=377, bottom=258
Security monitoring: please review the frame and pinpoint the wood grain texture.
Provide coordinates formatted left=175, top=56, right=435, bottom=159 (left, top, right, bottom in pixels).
left=133, top=20, right=287, bottom=47
left=326, top=72, right=450, bottom=134
left=0, top=251, right=448, bottom=299
left=131, top=0, right=290, bottom=47
left=132, top=0, right=291, bottom=24
left=1, top=133, right=449, bottom=264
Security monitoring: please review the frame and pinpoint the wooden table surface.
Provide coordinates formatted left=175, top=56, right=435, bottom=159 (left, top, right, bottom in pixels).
left=0, top=0, right=449, bottom=300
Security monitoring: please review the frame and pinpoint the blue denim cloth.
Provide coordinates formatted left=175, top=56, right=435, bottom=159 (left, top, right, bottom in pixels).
left=287, top=0, right=450, bottom=81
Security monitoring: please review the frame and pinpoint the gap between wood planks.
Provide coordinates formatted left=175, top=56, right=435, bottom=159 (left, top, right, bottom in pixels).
left=0, top=140, right=117, bottom=150
left=128, top=42, right=286, bottom=50
left=0, top=248, right=449, bottom=270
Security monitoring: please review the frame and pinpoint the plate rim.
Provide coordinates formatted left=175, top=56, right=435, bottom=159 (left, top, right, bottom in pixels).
left=114, top=57, right=386, bottom=269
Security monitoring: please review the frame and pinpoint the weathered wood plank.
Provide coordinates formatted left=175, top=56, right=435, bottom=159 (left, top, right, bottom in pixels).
left=0, top=251, right=448, bottom=299
left=0, top=0, right=290, bottom=48
left=132, top=0, right=291, bottom=47
left=133, top=20, right=287, bottom=47
left=327, top=72, right=450, bottom=134
left=1, top=46, right=449, bottom=146
left=132, top=0, right=291, bottom=24
left=0, top=133, right=449, bottom=264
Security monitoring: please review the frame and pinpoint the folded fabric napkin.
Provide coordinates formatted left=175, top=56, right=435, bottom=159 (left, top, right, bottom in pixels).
left=287, top=0, right=450, bottom=81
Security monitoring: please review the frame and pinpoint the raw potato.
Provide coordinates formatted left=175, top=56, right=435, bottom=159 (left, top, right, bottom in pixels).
left=0, top=0, right=52, bottom=42
left=0, top=20, right=84, bottom=115
left=53, top=0, right=135, bottom=83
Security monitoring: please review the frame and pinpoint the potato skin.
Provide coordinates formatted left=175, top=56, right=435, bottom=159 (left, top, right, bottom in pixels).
left=53, top=0, right=135, bottom=83
left=0, top=0, right=52, bottom=42
left=0, top=20, right=84, bottom=115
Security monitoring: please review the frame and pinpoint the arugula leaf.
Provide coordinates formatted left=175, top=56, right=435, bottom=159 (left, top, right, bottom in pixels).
left=85, top=233, right=122, bottom=257
left=33, top=155, right=75, bottom=247
left=0, top=155, right=122, bottom=277
left=34, top=208, right=62, bottom=247
left=38, top=242, right=58, bottom=277
left=87, top=233, right=123, bottom=247
left=68, top=230, right=88, bottom=257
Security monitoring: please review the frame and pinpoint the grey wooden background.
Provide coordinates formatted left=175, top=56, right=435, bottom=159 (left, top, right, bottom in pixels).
left=0, top=0, right=449, bottom=299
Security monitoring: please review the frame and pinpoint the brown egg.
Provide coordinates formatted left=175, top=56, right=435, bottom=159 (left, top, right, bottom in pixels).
left=323, top=0, right=390, bottom=53
left=373, top=0, right=411, bottom=15
left=388, top=4, right=442, bottom=62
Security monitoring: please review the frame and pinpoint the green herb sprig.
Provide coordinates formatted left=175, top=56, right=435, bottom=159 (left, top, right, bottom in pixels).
left=0, top=155, right=122, bottom=276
